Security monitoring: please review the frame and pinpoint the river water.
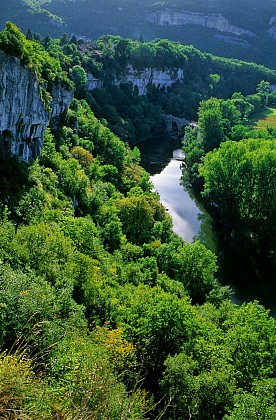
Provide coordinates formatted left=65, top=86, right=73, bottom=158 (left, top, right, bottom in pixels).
left=138, top=135, right=276, bottom=315
left=138, top=135, right=216, bottom=247
left=149, top=151, right=200, bottom=242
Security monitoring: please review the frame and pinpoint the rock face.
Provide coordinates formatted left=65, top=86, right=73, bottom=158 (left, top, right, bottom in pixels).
left=0, top=51, right=72, bottom=163
left=86, top=72, right=103, bottom=91
left=50, top=84, right=74, bottom=128
left=0, top=51, right=49, bottom=162
left=114, top=65, right=184, bottom=95
left=51, top=84, right=74, bottom=119
left=146, top=11, right=255, bottom=37
left=214, top=35, right=250, bottom=48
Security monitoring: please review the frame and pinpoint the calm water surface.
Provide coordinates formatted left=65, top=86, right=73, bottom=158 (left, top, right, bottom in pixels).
left=151, top=153, right=199, bottom=242
left=139, top=136, right=216, bottom=249
left=150, top=149, right=216, bottom=249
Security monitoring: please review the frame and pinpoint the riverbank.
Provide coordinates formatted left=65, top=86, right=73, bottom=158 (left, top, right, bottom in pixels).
left=138, top=135, right=276, bottom=316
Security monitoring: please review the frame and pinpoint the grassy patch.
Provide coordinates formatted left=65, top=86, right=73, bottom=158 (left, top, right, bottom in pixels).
left=249, top=107, right=276, bottom=129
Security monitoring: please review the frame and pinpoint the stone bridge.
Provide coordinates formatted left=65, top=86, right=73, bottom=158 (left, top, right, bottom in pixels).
left=161, top=114, right=198, bottom=137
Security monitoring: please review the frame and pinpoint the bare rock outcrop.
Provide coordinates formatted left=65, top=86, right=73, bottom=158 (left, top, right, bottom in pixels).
left=114, top=65, right=184, bottom=95
left=0, top=51, right=73, bottom=162
left=146, top=11, right=255, bottom=37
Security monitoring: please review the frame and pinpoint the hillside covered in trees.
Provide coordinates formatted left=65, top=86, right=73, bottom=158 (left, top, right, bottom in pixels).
left=0, top=22, right=276, bottom=419
left=16, top=27, right=276, bottom=144
left=1, top=0, right=276, bottom=68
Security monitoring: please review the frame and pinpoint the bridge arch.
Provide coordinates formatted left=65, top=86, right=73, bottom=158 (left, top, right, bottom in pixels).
left=171, top=121, right=178, bottom=134
left=161, top=114, right=197, bottom=137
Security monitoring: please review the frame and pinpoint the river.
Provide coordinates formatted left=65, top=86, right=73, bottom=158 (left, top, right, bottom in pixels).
left=138, top=135, right=276, bottom=316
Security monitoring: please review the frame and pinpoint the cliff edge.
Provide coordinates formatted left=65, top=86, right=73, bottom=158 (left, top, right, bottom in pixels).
left=0, top=51, right=73, bottom=162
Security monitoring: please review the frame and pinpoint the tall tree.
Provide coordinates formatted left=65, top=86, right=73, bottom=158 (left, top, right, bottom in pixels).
left=199, top=138, right=276, bottom=250
left=198, top=98, right=225, bottom=152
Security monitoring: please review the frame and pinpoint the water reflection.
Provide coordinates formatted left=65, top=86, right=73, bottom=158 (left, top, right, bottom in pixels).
left=138, top=137, right=216, bottom=246
left=195, top=211, right=218, bottom=253
left=150, top=156, right=202, bottom=242
left=217, top=239, right=276, bottom=315
left=138, top=135, right=182, bottom=175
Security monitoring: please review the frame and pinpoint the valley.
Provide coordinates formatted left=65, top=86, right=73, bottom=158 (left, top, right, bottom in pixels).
left=1, top=0, right=276, bottom=67
left=0, top=18, right=275, bottom=419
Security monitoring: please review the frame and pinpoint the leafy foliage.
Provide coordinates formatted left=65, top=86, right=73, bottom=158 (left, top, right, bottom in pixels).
left=0, top=23, right=275, bottom=419
left=199, top=138, right=276, bottom=250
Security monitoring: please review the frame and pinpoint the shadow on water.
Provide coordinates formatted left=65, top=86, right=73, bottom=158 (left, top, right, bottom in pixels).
left=138, top=134, right=182, bottom=175
left=216, top=236, right=276, bottom=316
left=138, top=134, right=276, bottom=317
left=195, top=210, right=218, bottom=254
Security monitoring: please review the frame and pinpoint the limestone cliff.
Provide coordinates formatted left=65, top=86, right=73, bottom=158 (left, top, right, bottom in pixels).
left=0, top=51, right=73, bottom=163
left=146, top=11, right=255, bottom=38
left=114, top=65, right=184, bottom=95
left=50, top=84, right=74, bottom=127
left=86, top=73, right=103, bottom=91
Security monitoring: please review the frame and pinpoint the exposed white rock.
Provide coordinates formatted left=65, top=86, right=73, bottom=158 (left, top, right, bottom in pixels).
left=114, top=65, right=184, bottom=95
left=51, top=84, right=74, bottom=118
left=0, top=51, right=49, bottom=162
left=146, top=11, right=255, bottom=37
left=50, top=83, right=74, bottom=130
left=0, top=51, right=73, bottom=162
left=86, top=72, right=103, bottom=91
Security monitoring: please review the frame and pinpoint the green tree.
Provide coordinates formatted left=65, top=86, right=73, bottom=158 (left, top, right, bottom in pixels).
left=256, top=80, right=270, bottom=109
left=198, top=98, right=224, bottom=152
left=48, top=330, right=149, bottom=418
left=198, top=97, right=241, bottom=152
left=157, top=241, right=218, bottom=304
left=0, top=264, right=70, bottom=348
left=26, top=28, right=33, bottom=40
left=115, top=196, right=155, bottom=245
left=199, top=138, right=276, bottom=250
left=231, top=92, right=254, bottom=120
left=116, top=195, right=168, bottom=245
left=70, top=65, right=88, bottom=96
left=60, top=216, right=101, bottom=258
left=225, top=379, right=276, bottom=419
left=60, top=32, right=70, bottom=46
left=13, top=223, right=77, bottom=293
left=223, top=302, right=276, bottom=389
left=162, top=350, right=235, bottom=419
left=0, top=21, right=28, bottom=63
left=182, top=126, right=204, bottom=187
left=113, top=284, right=199, bottom=384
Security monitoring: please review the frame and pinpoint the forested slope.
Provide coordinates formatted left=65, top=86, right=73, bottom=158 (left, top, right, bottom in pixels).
left=1, top=0, right=276, bottom=67
left=22, top=30, right=276, bottom=144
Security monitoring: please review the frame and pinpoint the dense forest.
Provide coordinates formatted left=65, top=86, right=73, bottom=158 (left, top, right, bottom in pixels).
left=17, top=28, right=276, bottom=144
left=0, top=22, right=276, bottom=419
left=182, top=84, right=276, bottom=281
